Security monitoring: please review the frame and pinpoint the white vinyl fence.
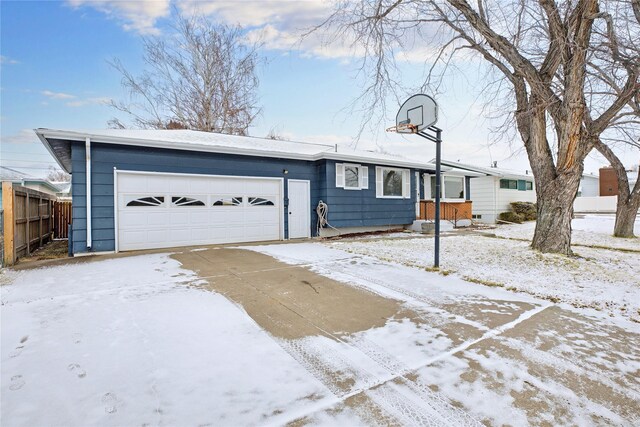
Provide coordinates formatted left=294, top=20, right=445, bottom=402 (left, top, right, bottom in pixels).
left=573, top=196, right=617, bottom=213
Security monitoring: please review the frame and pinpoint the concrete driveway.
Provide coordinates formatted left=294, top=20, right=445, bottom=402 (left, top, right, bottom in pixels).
left=2, top=243, right=638, bottom=426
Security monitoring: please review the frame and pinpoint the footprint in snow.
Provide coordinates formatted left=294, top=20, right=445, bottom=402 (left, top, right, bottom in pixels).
left=72, top=333, right=82, bottom=344
left=102, top=392, right=118, bottom=414
left=9, top=346, right=24, bottom=358
left=67, top=363, right=87, bottom=378
left=9, top=375, right=25, bottom=391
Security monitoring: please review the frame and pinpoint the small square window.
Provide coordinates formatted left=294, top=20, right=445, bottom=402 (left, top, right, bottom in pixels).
left=383, top=169, right=403, bottom=197
left=344, top=165, right=360, bottom=189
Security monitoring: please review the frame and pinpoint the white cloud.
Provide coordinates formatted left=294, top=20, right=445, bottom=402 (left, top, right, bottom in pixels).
left=1, top=129, right=38, bottom=145
left=0, top=55, right=19, bottom=65
left=66, top=0, right=170, bottom=35
left=177, top=1, right=330, bottom=28
left=42, top=90, right=76, bottom=100
left=65, top=97, right=112, bottom=108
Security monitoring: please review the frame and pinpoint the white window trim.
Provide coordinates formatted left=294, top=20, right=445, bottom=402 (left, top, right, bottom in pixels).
left=427, top=174, right=466, bottom=202
left=336, top=163, right=368, bottom=190
left=376, top=166, right=411, bottom=199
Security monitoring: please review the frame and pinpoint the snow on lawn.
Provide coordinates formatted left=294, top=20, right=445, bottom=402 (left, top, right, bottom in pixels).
left=1, top=254, right=334, bottom=426
left=328, top=235, right=640, bottom=323
left=492, top=214, right=640, bottom=251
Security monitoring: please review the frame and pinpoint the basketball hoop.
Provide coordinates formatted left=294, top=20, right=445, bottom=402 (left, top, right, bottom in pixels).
left=387, top=93, right=442, bottom=269
left=387, top=94, right=438, bottom=134
left=385, top=122, right=418, bottom=133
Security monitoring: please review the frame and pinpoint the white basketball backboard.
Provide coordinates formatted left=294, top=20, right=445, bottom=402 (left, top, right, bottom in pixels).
left=395, top=94, right=438, bottom=133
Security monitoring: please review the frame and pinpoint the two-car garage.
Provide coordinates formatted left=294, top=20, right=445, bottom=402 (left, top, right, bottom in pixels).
left=115, top=171, right=283, bottom=251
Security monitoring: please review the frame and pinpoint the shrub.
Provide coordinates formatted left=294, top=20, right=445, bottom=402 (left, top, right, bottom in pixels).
left=499, top=211, right=525, bottom=223
left=510, top=202, right=537, bottom=220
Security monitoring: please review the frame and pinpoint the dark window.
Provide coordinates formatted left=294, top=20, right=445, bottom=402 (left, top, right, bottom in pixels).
left=383, top=169, right=403, bottom=197
left=430, top=176, right=441, bottom=199
left=172, top=196, right=205, bottom=206
left=344, top=165, right=360, bottom=189
left=248, top=197, right=275, bottom=206
left=500, top=179, right=518, bottom=189
left=213, top=196, right=243, bottom=206
left=126, top=196, right=164, bottom=207
left=526, top=181, right=533, bottom=191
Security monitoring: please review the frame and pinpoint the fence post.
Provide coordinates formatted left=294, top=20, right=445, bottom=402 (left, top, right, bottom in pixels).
left=39, top=196, right=43, bottom=247
left=2, top=182, right=15, bottom=266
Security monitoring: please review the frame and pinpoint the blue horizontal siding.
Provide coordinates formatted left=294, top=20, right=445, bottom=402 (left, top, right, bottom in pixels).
left=71, top=142, right=320, bottom=254
left=323, top=161, right=417, bottom=229
left=69, top=141, right=424, bottom=254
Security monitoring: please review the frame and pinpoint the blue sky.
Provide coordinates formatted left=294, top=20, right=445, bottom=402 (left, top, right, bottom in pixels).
left=0, top=0, right=627, bottom=178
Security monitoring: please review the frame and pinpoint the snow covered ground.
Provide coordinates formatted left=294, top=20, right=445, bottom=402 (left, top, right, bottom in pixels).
left=247, top=243, right=640, bottom=425
left=493, top=214, right=640, bottom=251
left=328, top=215, right=640, bottom=322
left=0, top=255, right=336, bottom=426
left=2, top=232, right=638, bottom=425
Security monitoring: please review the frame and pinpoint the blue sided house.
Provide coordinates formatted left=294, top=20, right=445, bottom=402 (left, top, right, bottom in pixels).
left=36, top=128, right=444, bottom=254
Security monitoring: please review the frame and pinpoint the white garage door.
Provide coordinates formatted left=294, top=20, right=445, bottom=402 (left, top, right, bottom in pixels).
left=116, top=171, right=283, bottom=251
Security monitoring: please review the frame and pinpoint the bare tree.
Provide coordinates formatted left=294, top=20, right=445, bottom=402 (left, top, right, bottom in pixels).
left=109, top=14, right=262, bottom=135
left=266, top=126, right=285, bottom=140
left=46, top=166, right=70, bottom=183
left=584, top=2, right=640, bottom=237
left=318, top=0, right=639, bottom=254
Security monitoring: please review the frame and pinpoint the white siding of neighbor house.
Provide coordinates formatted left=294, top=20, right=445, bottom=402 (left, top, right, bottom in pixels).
left=469, top=177, right=498, bottom=223
left=470, top=176, right=537, bottom=223
left=496, top=181, right=537, bottom=216
left=579, top=177, right=599, bottom=197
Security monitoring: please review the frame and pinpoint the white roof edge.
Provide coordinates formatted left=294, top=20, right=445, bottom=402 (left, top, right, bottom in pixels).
left=35, top=128, right=439, bottom=170
left=435, top=158, right=535, bottom=179
left=35, top=129, right=71, bottom=173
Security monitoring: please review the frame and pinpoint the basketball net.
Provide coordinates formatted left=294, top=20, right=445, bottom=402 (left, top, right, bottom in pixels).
left=385, top=122, right=418, bottom=133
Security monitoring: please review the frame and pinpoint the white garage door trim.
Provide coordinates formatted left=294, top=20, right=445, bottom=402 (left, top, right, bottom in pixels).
left=114, top=169, right=284, bottom=252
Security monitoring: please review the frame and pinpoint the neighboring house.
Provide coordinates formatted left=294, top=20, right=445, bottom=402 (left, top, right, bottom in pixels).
left=435, top=160, right=536, bottom=224
left=599, top=165, right=639, bottom=196
left=0, top=166, right=63, bottom=205
left=578, top=173, right=599, bottom=197
left=37, top=128, right=446, bottom=254
left=50, top=181, right=72, bottom=201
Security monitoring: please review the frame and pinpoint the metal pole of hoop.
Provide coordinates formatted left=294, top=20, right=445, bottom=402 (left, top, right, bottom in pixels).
left=389, top=93, right=441, bottom=268
left=415, top=126, right=442, bottom=268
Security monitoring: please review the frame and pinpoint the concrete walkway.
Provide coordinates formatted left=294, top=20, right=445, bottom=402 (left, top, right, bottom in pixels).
left=174, top=245, right=640, bottom=426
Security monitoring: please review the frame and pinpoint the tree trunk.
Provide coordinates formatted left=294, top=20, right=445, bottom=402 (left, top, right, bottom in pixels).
left=531, top=174, right=581, bottom=254
left=613, top=197, right=640, bottom=238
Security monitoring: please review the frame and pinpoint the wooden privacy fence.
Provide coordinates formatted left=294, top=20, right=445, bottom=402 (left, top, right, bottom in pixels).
left=54, top=201, right=72, bottom=239
left=2, top=182, right=56, bottom=266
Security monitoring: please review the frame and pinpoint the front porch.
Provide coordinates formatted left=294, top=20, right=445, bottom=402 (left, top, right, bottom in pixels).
left=418, top=200, right=473, bottom=226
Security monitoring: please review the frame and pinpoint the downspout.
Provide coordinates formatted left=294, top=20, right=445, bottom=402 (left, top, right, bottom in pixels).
left=86, top=137, right=92, bottom=248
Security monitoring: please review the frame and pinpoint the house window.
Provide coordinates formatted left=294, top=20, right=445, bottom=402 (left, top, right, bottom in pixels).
left=336, top=163, right=368, bottom=190
left=376, top=167, right=410, bottom=198
left=345, top=165, right=360, bottom=189
left=429, top=175, right=464, bottom=199
left=500, top=179, right=518, bottom=189
left=444, top=176, right=464, bottom=199
left=430, top=176, right=440, bottom=199
left=472, top=214, right=482, bottom=219
left=172, top=196, right=205, bottom=206
left=526, top=181, right=533, bottom=191
left=126, top=196, right=164, bottom=207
